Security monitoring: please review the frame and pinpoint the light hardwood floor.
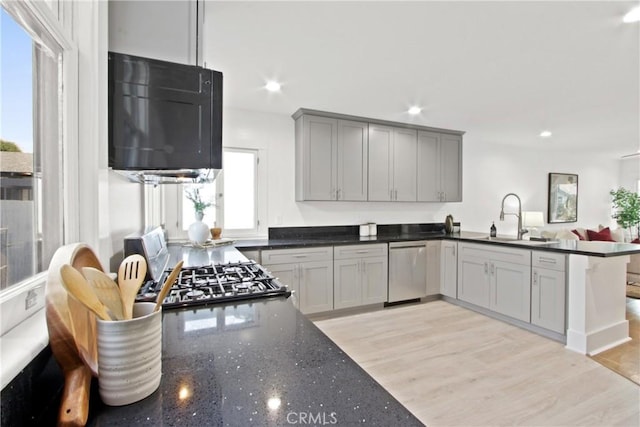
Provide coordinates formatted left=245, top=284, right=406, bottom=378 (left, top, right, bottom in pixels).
left=591, top=298, right=640, bottom=385
left=314, top=301, right=640, bottom=426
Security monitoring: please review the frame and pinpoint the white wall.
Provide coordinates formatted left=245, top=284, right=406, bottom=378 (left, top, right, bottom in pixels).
left=224, top=108, right=623, bottom=237
left=619, top=156, right=640, bottom=191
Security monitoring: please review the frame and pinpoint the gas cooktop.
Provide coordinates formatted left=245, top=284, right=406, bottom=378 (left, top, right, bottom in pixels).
left=135, top=260, right=290, bottom=309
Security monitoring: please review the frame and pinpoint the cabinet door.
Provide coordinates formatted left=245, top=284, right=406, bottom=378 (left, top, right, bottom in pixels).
left=393, top=128, right=417, bottom=201
left=334, top=259, right=361, bottom=310
left=337, top=120, right=368, bottom=201
left=264, top=263, right=299, bottom=309
left=368, top=124, right=393, bottom=201
left=362, top=257, right=388, bottom=305
left=417, top=131, right=441, bottom=202
left=457, top=255, right=490, bottom=308
left=440, top=134, right=462, bottom=202
left=426, top=241, right=441, bottom=296
left=490, top=260, right=531, bottom=322
left=302, top=115, right=337, bottom=200
left=299, top=260, right=334, bottom=314
left=531, top=267, right=565, bottom=334
left=440, top=241, right=457, bottom=298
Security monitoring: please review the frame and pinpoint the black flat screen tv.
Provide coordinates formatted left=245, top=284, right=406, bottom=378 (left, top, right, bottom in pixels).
left=108, top=52, right=222, bottom=172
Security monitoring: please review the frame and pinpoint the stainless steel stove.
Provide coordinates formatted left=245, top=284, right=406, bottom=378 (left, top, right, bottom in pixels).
left=125, top=227, right=289, bottom=310
left=136, top=260, right=290, bottom=309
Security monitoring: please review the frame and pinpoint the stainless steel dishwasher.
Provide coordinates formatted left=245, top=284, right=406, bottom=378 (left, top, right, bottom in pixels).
left=387, top=241, right=428, bottom=303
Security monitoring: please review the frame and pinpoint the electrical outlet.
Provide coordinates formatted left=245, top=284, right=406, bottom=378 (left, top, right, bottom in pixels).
left=25, top=289, right=37, bottom=310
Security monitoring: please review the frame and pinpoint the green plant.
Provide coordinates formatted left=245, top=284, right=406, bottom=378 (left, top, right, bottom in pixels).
left=1, top=139, right=22, bottom=152
left=610, top=187, right=640, bottom=236
left=185, top=187, right=213, bottom=215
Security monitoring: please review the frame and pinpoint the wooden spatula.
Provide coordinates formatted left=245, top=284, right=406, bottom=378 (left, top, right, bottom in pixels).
left=81, top=267, right=126, bottom=321
left=60, top=264, right=112, bottom=321
left=117, top=254, right=148, bottom=319
left=154, top=260, right=184, bottom=312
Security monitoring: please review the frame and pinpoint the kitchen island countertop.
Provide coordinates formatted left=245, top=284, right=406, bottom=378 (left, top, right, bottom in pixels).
left=87, top=296, right=423, bottom=426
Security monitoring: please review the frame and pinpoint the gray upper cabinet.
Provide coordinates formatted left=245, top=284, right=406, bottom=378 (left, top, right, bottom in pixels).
left=368, top=125, right=417, bottom=201
left=293, top=108, right=464, bottom=202
left=295, top=115, right=368, bottom=201
left=417, top=131, right=462, bottom=202
left=337, top=120, right=368, bottom=201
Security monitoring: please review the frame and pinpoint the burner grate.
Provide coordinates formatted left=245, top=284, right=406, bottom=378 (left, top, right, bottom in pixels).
left=136, top=260, right=289, bottom=309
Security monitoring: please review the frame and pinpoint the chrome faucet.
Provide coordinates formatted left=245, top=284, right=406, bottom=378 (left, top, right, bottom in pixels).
left=499, top=193, right=528, bottom=240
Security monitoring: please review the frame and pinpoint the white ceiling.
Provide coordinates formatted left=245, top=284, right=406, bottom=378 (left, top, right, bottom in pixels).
left=203, top=1, right=640, bottom=157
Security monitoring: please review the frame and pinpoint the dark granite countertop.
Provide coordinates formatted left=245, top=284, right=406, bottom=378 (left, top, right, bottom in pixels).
left=234, top=228, right=640, bottom=258
left=87, top=297, right=423, bottom=426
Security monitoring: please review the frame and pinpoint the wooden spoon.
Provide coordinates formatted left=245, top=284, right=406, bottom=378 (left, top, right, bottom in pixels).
left=60, top=264, right=112, bottom=321
left=81, top=267, right=126, bottom=321
left=117, top=254, right=148, bottom=319
left=154, top=260, right=184, bottom=312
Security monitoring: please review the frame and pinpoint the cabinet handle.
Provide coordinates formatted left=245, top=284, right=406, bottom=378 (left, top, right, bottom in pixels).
left=538, top=257, right=557, bottom=264
left=442, top=191, right=446, bottom=201
left=293, top=255, right=308, bottom=259
left=490, top=263, right=495, bottom=275
left=452, top=245, right=456, bottom=256
left=533, top=271, right=538, bottom=285
left=390, top=189, right=393, bottom=200
left=394, top=189, right=398, bottom=200
left=337, top=188, right=341, bottom=200
left=484, top=262, right=488, bottom=274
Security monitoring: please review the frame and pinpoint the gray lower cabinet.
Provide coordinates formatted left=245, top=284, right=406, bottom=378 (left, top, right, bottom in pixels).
left=457, top=243, right=531, bottom=322
left=426, top=241, right=441, bottom=296
left=531, top=251, right=566, bottom=334
left=440, top=241, right=457, bottom=298
left=262, top=247, right=333, bottom=314
left=334, top=244, right=388, bottom=309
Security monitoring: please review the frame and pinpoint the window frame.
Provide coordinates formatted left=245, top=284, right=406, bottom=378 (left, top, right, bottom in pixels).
left=158, top=146, right=267, bottom=240
left=219, top=147, right=261, bottom=237
left=0, top=0, right=78, bottom=334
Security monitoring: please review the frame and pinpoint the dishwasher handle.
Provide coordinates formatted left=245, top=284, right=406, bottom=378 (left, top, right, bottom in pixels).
left=388, top=241, right=429, bottom=249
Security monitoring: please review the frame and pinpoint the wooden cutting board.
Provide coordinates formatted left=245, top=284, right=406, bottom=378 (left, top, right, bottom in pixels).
left=46, top=243, right=102, bottom=426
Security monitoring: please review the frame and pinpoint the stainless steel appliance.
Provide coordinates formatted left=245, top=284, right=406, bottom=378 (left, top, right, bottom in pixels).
left=136, top=261, right=289, bottom=309
left=388, top=241, right=428, bottom=303
left=125, top=227, right=289, bottom=310
left=108, top=52, right=223, bottom=184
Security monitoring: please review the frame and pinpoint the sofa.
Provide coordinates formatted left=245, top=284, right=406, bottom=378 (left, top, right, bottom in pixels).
left=540, top=225, right=640, bottom=283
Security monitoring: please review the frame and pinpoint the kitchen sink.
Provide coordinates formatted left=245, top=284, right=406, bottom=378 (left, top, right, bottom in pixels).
left=474, top=236, right=555, bottom=245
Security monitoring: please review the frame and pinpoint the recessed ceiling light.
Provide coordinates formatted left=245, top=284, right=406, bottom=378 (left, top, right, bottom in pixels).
left=408, top=106, right=422, bottom=115
left=539, top=131, right=552, bottom=138
left=265, top=81, right=281, bottom=92
left=623, top=5, right=640, bottom=23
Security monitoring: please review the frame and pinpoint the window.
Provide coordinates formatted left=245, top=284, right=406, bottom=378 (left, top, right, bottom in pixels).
left=222, top=148, right=258, bottom=234
left=0, top=4, right=66, bottom=334
left=174, top=147, right=261, bottom=238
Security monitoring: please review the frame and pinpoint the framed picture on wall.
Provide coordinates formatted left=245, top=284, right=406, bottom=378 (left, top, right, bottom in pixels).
left=548, top=173, right=578, bottom=223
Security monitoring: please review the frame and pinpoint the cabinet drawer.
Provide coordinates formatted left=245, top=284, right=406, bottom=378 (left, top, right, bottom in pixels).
left=334, top=243, right=388, bottom=260
left=261, top=246, right=333, bottom=265
left=532, top=251, right=565, bottom=272
left=458, top=242, right=530, bottom=266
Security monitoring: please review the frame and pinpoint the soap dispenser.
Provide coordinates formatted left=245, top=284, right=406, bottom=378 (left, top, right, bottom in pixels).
left=490, top=222, right=497, bottom=237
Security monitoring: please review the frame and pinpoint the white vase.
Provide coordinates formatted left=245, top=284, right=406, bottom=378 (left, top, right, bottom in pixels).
left=188, top=212, right=209, bottom=244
